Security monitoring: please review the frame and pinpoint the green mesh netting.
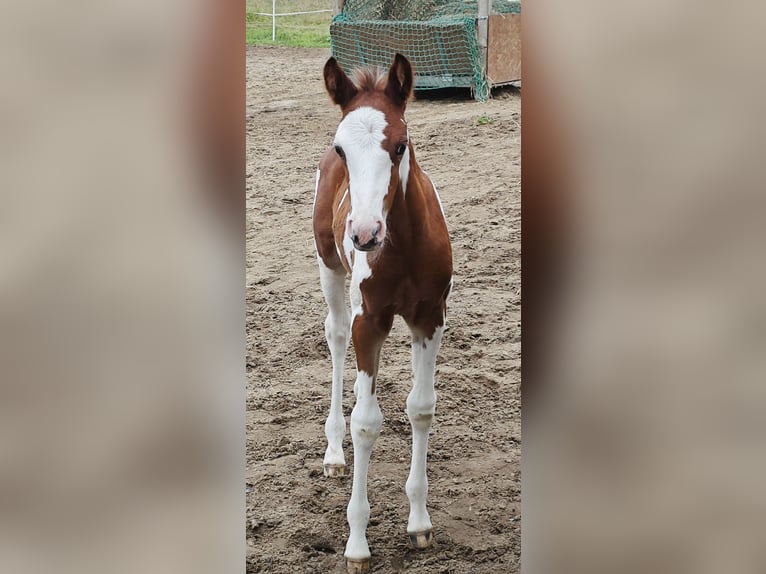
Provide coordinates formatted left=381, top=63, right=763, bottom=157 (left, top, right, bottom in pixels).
left=330, top=0, right=520, bottom=100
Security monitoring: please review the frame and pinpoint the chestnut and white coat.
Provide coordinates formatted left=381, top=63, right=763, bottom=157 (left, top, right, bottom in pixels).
left=312, top=54, right=453, bottom=574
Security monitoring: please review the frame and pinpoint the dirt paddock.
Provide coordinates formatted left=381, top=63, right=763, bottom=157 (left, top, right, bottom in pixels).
left=246, top=46, right=520, bottom=573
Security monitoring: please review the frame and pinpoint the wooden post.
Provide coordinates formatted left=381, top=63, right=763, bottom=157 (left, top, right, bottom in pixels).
left=477, top=0, right=489, bottom=69
left=476, top=0, right=490, bottom=95
left=333, top=0, right=344, bottom=16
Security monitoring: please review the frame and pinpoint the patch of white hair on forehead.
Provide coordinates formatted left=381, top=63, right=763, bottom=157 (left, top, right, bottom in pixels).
left=334, top=107, right=388, bottom=152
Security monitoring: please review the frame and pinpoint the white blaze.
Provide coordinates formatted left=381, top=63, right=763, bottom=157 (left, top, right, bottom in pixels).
left=333, top=107, right=392, bottom=231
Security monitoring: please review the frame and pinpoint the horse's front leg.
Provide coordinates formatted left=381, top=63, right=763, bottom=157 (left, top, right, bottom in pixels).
left=317, top=257, right=350, bottom=477
left=405, top=320, right=444, bottom=549
left=345, top=311, right=388, bottom=574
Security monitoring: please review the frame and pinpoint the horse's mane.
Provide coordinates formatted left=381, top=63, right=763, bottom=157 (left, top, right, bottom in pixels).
left=351, top=67, right=387, bottom=92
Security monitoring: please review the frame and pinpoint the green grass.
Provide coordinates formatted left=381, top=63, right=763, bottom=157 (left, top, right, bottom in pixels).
left=247, top=0, right=332, bottom=47
left=477, top=113, right=495, bottom=126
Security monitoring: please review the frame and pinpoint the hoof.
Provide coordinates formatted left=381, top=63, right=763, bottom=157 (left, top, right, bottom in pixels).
left=408, top=529, right=433, bottom=549
left=346, top=557, right=371, bottom=573
left=323, top=463, right=346, bottom=477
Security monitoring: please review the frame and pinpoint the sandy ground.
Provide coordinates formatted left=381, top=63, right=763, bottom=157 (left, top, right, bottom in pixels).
left=246, top=45, right=520, bottom=573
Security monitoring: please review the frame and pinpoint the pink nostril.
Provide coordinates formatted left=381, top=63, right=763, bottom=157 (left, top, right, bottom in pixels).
left=348, top=218, right=385, bottom=248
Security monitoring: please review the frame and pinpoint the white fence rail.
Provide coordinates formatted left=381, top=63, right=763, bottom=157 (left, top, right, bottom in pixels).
left=249, top=1, right=335, bottom=42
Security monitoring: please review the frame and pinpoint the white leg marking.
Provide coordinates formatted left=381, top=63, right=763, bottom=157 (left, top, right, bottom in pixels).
left=344, top=251, right=377, bottom=561
left=318, top=256, right=350, bottom=471
left=406, top=325, right=444, bottom=535
left=345, top=370, right=383, bottom=561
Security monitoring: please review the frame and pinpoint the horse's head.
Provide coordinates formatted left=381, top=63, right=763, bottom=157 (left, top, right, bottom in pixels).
left=324, top=54, right=413, bottom=252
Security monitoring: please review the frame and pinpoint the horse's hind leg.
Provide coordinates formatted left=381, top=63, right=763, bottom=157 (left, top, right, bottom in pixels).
left=318, top=256, right=350, bottom=477
left=405, top=320, right=445, bottom=549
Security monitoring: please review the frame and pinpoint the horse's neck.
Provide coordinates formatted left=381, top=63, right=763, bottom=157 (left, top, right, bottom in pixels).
left=387, top=153, right=428, bottom=244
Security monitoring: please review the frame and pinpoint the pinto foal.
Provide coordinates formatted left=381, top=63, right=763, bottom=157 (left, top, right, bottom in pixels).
left=312, top=54, right=453, bottom=572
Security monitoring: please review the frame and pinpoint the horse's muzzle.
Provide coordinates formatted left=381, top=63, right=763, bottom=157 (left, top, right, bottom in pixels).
left=350, top=219, right=384, bottom=252
left=352, top=235, right=382, bottom=251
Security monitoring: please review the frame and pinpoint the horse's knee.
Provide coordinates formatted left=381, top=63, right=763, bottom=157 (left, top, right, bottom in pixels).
left=325, top=313, right=350, bottom=346
left=407, top=410, right=434, bottom=432
left=350, top=414, right=382, bottom=439
left=406, top=396, right=435, bottom=430
left=350, top=403, right=382, bottom=448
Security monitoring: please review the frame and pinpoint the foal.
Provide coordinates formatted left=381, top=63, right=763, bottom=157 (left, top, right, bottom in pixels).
left=312, top=54, right=453, bottom=572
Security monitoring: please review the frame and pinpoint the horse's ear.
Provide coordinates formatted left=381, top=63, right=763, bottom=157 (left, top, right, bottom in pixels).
left=385, top=53, right=414, bottom=108
left=324, top=57, right=358, bottom=107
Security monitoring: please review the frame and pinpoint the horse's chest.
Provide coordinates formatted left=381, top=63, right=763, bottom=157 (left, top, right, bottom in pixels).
left=360, top=264, right=446, bottom=318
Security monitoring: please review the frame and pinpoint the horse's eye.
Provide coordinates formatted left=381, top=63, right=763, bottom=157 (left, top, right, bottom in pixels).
left=395, top=144, right=407, bottom=156
left=334, top=145, right=345, bottom=159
